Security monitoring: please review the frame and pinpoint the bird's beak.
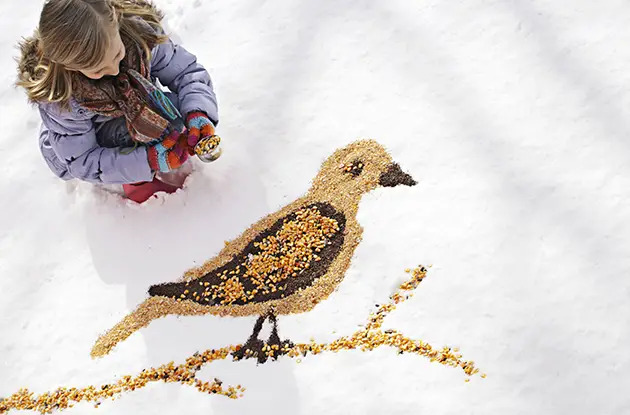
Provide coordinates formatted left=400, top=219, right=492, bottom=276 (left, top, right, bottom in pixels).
left=379, top=163, right=417, bottom=187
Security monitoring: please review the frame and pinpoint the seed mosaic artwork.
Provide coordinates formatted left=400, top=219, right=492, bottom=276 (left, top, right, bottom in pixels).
left=0, top=141, right=483, bottom=414
left=0, top=267, right=483, bottom=414
left=91, top=140, right=418, bottom=358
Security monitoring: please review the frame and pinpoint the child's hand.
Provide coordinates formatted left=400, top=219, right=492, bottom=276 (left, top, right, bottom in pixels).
left=185, top=111, right=216, bottom=155
left=147, top=130, right=190, bottom=173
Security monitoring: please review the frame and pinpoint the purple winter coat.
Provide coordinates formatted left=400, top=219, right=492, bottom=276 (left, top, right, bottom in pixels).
left=37, top=38, right=219, bottom=184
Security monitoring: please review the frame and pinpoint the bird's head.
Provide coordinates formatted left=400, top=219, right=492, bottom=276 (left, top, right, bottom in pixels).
left=309, top=140, right=416, bottom=205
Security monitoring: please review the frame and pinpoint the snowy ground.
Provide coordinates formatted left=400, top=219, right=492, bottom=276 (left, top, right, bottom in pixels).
left=2, top=0, right=630, bottom=414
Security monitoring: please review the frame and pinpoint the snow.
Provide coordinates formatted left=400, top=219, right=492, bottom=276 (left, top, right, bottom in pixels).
left=2, top=0, right=630, bottom=413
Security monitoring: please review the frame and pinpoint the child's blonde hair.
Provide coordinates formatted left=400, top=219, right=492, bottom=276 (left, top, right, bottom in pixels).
left=17, top=0, right=168, bottom=105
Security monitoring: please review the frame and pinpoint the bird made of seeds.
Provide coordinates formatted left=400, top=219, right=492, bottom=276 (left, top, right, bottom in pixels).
left=91, top=140, right=416, bottom=360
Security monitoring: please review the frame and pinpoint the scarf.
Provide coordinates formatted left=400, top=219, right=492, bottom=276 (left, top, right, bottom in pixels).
left=71, top=32, right=184, bottom=145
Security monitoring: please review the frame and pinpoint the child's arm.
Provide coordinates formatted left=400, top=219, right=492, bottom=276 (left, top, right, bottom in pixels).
left=38, top=101, right=155, bottom=184
left=150, top=38, right=219, bottom=125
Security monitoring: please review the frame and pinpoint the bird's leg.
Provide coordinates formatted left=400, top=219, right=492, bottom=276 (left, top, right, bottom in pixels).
left=231, top=312, right=295, bottom=364
left=231, top=315, right=266, bottom=362
left=266, top=313, right=294, bottom=359
left=249, top=314, right=267, bottom=339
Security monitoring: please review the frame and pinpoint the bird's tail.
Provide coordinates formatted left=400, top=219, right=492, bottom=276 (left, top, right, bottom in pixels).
left=90, top=297, right=171, bottom=358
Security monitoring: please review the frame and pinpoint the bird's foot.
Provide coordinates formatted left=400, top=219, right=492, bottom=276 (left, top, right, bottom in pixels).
left=232, top=314, right=294, bottom=364
left=232, top=337, right=294, bottom=364
left=232, top=337, right=265, bottom=362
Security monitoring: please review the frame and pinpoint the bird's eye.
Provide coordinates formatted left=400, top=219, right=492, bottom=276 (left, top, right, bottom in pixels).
left=341, top=160, right=364, bottom=177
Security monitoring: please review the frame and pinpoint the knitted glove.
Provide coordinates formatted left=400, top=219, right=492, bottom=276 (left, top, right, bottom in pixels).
left=147, top=130, right=190, bottom=173
left=185, top=111, right=216, bottom=155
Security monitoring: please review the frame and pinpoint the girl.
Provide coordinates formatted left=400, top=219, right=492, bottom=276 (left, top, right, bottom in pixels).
left=16, top=0, right=220, bottom=203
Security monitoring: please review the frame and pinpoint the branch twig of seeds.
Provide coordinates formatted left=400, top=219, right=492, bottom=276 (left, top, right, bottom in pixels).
left=0, top=348, right=244, bottom=414
left=0, top=266, right=482, bottom=414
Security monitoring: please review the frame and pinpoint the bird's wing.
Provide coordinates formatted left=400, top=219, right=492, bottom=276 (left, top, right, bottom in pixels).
left=148, top=202, right=346, bottom=307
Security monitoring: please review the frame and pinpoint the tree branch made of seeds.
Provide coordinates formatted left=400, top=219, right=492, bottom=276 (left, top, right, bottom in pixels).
left=0, top=266, right=484, bottom=415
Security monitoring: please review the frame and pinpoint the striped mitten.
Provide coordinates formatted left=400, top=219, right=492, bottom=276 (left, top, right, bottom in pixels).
left=147, top=130, right=190, bottom=173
